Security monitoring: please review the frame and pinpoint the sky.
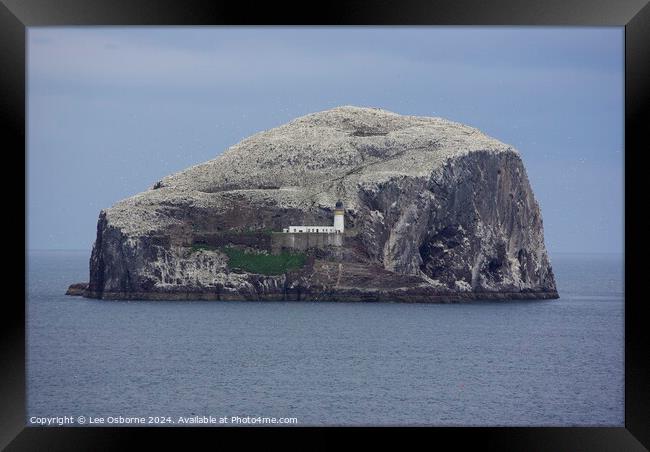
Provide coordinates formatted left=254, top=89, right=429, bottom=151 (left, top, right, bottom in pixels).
left=27, top=27, right=624, bottom=254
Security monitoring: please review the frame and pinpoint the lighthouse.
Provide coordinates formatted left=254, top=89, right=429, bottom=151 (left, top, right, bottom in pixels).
left=333, top=200, right=344, bottom=233
left=282, top=201, right=345, bottom=234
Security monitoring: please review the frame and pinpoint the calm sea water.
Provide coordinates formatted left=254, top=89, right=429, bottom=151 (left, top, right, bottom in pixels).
left=26, top=250, right=624, bottom=426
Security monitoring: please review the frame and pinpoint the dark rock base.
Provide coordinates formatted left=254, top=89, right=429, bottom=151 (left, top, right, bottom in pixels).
left=70, top=283, right=559, bottom=303
left=65, top=282, right=89, bottom=296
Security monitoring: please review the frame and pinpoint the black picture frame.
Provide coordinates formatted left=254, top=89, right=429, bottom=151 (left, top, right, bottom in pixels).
left=3, top=0, right=647, bottom=449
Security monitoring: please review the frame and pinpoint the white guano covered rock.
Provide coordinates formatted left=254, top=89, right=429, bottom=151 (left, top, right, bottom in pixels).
left=84, top=106, right=557, bottom=301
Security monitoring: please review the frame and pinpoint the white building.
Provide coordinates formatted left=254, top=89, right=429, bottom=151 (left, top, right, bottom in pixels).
left=283, top=201, right=345, bottom=234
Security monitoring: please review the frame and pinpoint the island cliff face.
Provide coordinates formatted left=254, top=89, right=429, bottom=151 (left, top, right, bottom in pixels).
left=78, top=106, right=558, bottom=302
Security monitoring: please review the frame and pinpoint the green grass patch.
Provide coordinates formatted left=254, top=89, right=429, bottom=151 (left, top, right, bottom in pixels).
left=221, top=247, right=306, bottom=275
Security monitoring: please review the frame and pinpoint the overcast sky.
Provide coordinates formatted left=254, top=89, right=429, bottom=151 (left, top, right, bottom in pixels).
left=27, top=27, right=623, bottom=254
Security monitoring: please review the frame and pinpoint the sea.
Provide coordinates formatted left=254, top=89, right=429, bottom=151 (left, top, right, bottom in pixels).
left=26, top=250, right=624, bottom=426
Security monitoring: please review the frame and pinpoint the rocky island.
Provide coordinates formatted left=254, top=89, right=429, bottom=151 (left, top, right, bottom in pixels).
left=68, top=106, right=558, bottom=302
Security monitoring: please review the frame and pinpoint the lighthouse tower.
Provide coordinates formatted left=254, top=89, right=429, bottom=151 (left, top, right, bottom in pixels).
left=333, top=200, right=345, bottom=233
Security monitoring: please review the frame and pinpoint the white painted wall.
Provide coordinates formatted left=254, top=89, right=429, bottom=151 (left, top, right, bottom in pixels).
left=283, top=206, right=344, bottom=234
left=286, top=225, right=338, bottom=233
